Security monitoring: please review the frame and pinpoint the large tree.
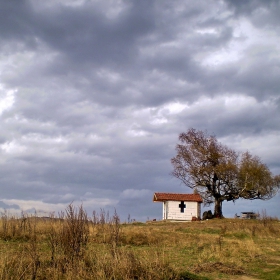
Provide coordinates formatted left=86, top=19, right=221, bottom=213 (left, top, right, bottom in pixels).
left=171, top=128, right=280, bottom=217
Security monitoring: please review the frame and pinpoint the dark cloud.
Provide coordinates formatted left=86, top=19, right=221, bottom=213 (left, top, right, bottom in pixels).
left=226, top=0, right=278, bottom=16
left=226, top=0, right=280, bottom=33
left=0, top=1, right=36, bottom=43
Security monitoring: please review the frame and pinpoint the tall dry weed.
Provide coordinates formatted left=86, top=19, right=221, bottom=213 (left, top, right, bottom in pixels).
left=108, top=209, right=121, bottom=257
left=58, top=204, right=89, bottom=262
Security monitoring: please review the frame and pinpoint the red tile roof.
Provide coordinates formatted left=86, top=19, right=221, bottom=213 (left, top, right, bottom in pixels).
left=153, top=192, right=203, bottom=203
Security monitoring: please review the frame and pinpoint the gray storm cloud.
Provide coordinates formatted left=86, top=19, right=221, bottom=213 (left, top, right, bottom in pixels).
left=0, top=0, right=279, bottom=220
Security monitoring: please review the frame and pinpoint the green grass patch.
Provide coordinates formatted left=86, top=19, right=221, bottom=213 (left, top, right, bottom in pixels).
left=225, top=231, right=250, bottom=239
left=201, top=228, right=221, bottom=235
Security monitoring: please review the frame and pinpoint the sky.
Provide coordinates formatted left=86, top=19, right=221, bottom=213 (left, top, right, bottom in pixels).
left=0, top=0, right=280, bottom=221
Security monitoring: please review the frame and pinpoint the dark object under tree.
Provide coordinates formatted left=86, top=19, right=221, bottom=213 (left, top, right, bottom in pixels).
left=202, top=210, right=213, bottom=220
left=171, top=128, right=280, bottom=217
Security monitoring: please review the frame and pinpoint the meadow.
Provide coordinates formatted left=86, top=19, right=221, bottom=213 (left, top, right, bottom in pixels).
left=0, top=205, right=279, bottom=280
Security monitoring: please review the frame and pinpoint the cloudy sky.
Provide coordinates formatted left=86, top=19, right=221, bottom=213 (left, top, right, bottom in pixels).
left=0, top=0, right=280, bottom=221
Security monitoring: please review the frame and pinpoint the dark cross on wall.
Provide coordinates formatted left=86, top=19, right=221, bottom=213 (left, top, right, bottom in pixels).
left=179, top=201, right=186, bottom=213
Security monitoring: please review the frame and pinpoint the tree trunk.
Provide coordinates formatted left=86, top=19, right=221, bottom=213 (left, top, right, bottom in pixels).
left=214, top=199, right=223, bottom=218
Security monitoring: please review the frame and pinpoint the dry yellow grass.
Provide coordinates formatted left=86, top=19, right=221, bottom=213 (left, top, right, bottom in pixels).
left=0, top=207, right=279, bottom=279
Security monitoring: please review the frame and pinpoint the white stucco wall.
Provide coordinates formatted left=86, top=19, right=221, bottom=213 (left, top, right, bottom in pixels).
left=163, top=201, right=201, bottom=220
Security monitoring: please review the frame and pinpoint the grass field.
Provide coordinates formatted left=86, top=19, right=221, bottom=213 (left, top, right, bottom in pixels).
left=0, top=205, right=279, bottom=279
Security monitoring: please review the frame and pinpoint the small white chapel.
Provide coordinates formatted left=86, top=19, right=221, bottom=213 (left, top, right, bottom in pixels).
left=153, top=192, right=203, bottom=221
